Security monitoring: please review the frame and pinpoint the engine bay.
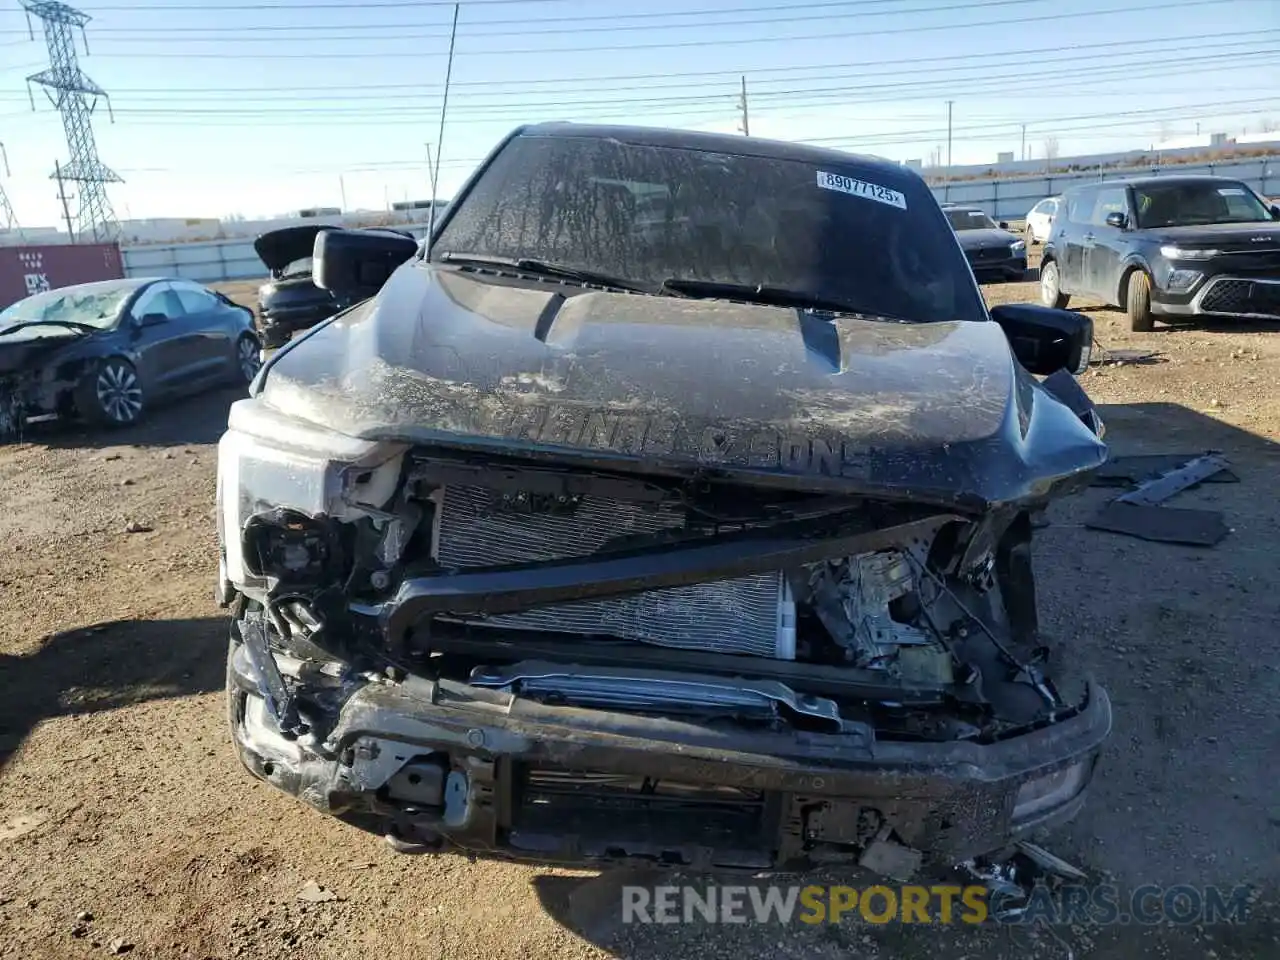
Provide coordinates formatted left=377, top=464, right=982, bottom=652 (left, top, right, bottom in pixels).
left=238, top=449, right=1082, bottom=747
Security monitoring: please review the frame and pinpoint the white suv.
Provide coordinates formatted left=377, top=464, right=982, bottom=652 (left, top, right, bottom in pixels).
left=1025, top=196, right=1060, bottom=244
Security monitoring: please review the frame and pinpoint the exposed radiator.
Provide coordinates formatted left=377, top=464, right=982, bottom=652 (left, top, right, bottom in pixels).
left=433, top=485, right=796, bottom=659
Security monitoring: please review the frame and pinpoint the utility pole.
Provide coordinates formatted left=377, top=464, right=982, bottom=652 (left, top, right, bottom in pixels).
left=1020, top=124, right=1027, bottom=161
left=23, top=1, right=121, bottom=242
left=54, top=158, right=74, bottom=241
left=945, top=100, right=954, bottom=168
left=738, top=75, right=750, bottom=136
left=338, top=174, right=347, bottom=211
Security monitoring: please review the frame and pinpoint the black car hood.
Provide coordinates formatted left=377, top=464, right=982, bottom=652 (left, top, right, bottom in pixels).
left=257, top=264, right=1106, bottom=510
left=955, top=228, right=1019, bottom=250
left=253, top=224, right=338, bottom=273
left=1140, top=222, right=1280, bottom=246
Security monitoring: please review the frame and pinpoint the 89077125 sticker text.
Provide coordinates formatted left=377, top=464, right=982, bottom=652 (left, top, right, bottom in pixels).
left=815, top=171, right=907, bottom=211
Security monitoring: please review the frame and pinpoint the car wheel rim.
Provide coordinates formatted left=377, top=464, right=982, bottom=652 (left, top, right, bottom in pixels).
left=238, top=338, right=261, bottom=382
left=1041, top=264, right=1057, bottom=302
left=95, top=363, right=143, bottom=423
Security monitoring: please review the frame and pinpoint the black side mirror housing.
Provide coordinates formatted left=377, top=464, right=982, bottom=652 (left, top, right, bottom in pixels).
left=1270, top=204, right=1280, bottom=221
left=1105, top=211, right=1128, bottom=229
left=990, top=303, right=1092, bottom=376
left=313, top=228, right=419, bottom=300
left=998, top=221, right=1009, bottom=230
left=137, top=312, right=168, bottom=327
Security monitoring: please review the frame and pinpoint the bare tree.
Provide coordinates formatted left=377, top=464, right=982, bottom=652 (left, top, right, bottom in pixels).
left=1261, top=117, right=1277, bottom=134
left=1042, top=136, right=1060, bottom=161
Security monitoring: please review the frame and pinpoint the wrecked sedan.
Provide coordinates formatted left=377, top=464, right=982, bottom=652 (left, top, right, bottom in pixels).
left=1, top=277, right=259, bottom=441
left=217, top=123, right=1111, bottom=872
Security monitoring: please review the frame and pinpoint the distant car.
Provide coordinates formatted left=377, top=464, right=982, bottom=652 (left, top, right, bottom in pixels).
left=1025, top=196, right=1061, bottom=244
left=1040, top=175, right=1280, bottom=331
left=254, top=225, right=348, bottom=350
left=0, top=277, right=259, bottom=441
left=941, top=204, right=1028, bottom=281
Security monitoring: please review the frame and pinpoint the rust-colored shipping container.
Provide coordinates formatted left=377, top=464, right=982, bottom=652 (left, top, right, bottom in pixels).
left=0, top=243, right=125, bottom=311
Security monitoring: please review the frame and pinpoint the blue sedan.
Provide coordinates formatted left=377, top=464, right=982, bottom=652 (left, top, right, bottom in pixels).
left=0, top=276, right=260, bottom=440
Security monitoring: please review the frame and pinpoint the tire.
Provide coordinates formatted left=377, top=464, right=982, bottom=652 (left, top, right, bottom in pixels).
left=76, top=357, right=145, bottom=428
left=1126, top=270, right=1155, bottom=332
left=235, top=333, right=263, bottom=385
left=1039, top=259, right=1070, bottom=309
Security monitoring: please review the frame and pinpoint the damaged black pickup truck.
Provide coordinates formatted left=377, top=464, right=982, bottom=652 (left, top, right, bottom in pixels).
left=216, top=123, right=1112, bottom=873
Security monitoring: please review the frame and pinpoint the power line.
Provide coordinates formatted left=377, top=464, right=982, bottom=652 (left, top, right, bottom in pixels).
left=48, top=57, right=1277, bottom=125
left=0, top=0, right=1065, bottom=35
left=16, top=0, right=1054, bottom=42
left=81, top=0, right=1238, bottom=59
left=19, top=44, right=1266, bottom=115
left=49, top=29, right=1274, bottom=92
left=108, top=101, right=1280, bottom=177
left=71, top=0, right=579, bottom=8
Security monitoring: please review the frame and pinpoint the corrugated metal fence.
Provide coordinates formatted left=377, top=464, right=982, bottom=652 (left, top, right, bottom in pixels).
left=120, top=158, right=1280, bottom=283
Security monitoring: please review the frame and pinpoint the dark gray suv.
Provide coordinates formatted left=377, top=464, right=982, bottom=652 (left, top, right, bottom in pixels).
left=1040, top=176, right=1280, bottom=331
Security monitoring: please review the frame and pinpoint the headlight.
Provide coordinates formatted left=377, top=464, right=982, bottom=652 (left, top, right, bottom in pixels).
left=1013, top=761, right=1090, bottom=821
left=258, top=283, right=277, bottom=297
left=1160, top=245, right=1220, bottom=260
left=217, top=399, right=406, bottom=590
left=1165, top=269, right=1203, bottom=293
left=1010, top=239, right=1026, bottom=255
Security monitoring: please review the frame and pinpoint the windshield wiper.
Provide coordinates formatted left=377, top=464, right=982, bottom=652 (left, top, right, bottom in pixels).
left=0, top=319, right=97, bottom=335
left=658, top=278, right=879, bottom=317
left=438, top=252, right=660, bottom=295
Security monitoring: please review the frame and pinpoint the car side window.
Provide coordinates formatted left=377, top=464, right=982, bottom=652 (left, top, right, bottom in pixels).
left=1091, top=188, right=1129, bottom=227
left=1065, top=190, right=1095, bottom=225
left=131, top=282, right=186, bottom=321
left=1033, top=200, right=1053, bottom=216
left=172, top=282, right=220, bottom=314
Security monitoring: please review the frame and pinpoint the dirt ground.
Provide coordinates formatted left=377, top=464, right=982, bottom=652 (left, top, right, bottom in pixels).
left=2, top=261, right=1278, bottom=959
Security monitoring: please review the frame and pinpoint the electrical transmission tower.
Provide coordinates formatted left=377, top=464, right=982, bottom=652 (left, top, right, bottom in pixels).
left=22, top=1, right=120, bottom=243
left=0, top=144, right=22, bottom=240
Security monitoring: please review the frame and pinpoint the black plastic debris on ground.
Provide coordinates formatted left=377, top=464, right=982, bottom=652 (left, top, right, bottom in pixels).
left=1088, top=345, right=1162, bottom=367
left=1091, top=453, right=1240, bottom=487
left=1086, top=452, right=1234, bottom=546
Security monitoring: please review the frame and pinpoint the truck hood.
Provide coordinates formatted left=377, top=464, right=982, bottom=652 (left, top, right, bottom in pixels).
left=253, top=224, right=338, bottom=274
left=256, top=263, right=1106, bottom=509
left=955, top=228, right=1019, bottom=250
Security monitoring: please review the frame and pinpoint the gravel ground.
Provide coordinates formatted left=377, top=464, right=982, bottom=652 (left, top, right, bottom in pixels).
left=1, top=262, right=1278, bottom=959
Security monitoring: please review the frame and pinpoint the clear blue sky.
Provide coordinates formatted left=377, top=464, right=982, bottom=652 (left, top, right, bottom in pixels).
left=0, top=0, right=1276, bottom=227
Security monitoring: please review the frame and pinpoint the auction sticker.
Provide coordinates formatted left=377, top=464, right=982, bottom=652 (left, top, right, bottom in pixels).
left=816, top=170, right=907, bottom=210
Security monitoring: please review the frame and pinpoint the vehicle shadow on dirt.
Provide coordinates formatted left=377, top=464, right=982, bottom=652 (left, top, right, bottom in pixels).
left=18, top=385, right=244, bottom=451
left=0, top=616, right=225, bottom=771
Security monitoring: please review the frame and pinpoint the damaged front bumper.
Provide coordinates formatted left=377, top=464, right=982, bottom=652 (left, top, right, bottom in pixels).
left=227, top=640, right=1110, bottom=871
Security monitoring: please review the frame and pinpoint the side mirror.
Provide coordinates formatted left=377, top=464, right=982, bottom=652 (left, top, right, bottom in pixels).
left=998, top=221, right=1009, bottom=230
left=137, top=312, right=168, bottom=327
left=1105, top=211, right=1128, bottom=229
left=313, top=228, right=419, bottom=299
left=1270, top=204, right=1280, bottom=221
left=990, top=303, right=1092, bottom=376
